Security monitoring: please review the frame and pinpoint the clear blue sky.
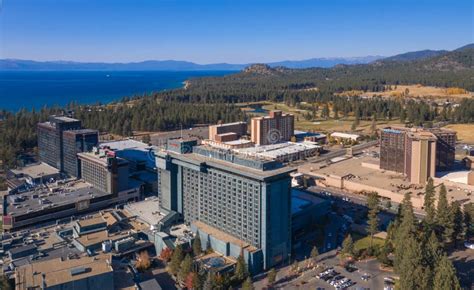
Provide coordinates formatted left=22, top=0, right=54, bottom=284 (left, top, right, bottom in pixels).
left=0, top=0, right=472, bottom=63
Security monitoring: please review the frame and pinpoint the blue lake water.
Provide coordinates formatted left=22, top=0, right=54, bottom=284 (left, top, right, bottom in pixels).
left=0, top=70, right=235, bottom=111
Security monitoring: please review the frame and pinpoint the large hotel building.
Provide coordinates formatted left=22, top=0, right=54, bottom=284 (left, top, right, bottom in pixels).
left=251, top=110, right=294, bottom=145
left=37, top=116, right=98, bottom=177
left=156, top=138, right=294, bottom=272
left=380, top=127, right=456, bottom=184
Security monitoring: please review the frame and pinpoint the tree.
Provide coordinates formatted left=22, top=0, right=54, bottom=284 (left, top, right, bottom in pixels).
left=234, top=254, right=249, bottom=282
left=0, top=275, right=11, bottom=290
left=436, top=184, right=454, bottom=244
left=423, top=178, right=436, bottom=225
left=450, top=201, right=464, bottom=247
left=433, top=255, right=461, bottom=290
left=370, top=115, right=377, bottom=136
left=367, top=192, right=380, bottom=249
left=322, top=103, right=330, bottom=119
left=192, top=271, right=204, bottom=290
left=135, top=250, right=151, bottom=272
left=178, top=254, right=193, bottom=282
left=169, top=244, right=184, bottom=276
left=203, top=272, right=216, bottom=290
left=142, top=134, right=151, bottom=144
left=397, top=236, right=424, bottom=290
left=341, top=234, right=354, bottom=257
left=185, top=272, right=196, bottom=290
left=310, top=246, right=319, bottom=262
left=394, top=193, right=416, bottom=272
left=241, top=277, right=254, bottom=290
left=160, top=247, right=173, bottom=261
left=267, top=268, right=277, bottom=286
left=193, top=232, right=202, bottom=256
left=464, top=202, right=474, bottom=239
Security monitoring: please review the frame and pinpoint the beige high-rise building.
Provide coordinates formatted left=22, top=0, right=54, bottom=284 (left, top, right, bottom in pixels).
left=405, top=131, right=437, bottom=184
left=251, top=110, right=294, bottom=145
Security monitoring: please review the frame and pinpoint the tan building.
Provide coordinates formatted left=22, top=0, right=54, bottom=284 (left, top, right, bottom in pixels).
left=251, top=110, right=294, bottom=145
left=406, top=131, right=437, bottom=184
left=15, top=254, right=114, bottom=290
left=209, top=122, right=248, bottom=141
left=380, top=127, right=456, bottom=184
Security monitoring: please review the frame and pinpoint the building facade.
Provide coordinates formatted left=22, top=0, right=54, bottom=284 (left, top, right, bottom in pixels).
left=156, top=140, right=294, bottom=272
left=63, top=129, right=99, bottom=177
left=38, top=116, right=98, bottom=177
left=78, top=149, right=129, bottom=194
left=38, top=116, right=82, bottom=171
left=380, top=127, right=455, bottom=184
left=251, top=111, right=294, bottom=145
left=209, top=122, right=248, bottom=141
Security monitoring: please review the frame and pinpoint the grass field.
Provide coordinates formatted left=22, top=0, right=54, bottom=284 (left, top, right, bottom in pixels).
left=353, top=236, right=385, bottom=253
left=444, top=124, right=474, bottom=144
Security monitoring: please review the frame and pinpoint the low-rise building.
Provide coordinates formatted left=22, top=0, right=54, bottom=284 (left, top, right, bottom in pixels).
left=15, top=253, right=114, bottom=290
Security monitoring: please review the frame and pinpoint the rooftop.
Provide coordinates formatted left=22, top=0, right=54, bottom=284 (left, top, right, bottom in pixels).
left=75, top=230, right=131, bottom=248
left=235, top=141, right=320, bottom=159
left=193, top=221, right=258, bottom=253
left=15, top=254, right=113, bottom=290
left=77, top=216, right=107, bottom=228
left=6, top=180, right=110, bottom=216
left=10, top=163, right=60, bottom=179
left=161, top=147, right=295, bottom=181
left=124, top=197, right=163, bottom=226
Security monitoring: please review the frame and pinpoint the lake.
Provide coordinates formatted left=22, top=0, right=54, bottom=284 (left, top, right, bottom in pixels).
left=0, top=70, right=235, bottom=111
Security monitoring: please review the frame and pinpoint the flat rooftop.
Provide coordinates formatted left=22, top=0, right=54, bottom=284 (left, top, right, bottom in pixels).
left=75, top=230, right=131, bottom=248
left=15, top=254, right=112, bottom=290
left=77, top=216, right=107, bottom=228
left=235, top=142, right=320, bottom=159
left=124, top=197, right=163, bottom=225
left=163, top=148, right=295, bottom=180
left=101, top=139, right=156, bottom=152
left=6, top=181, right=110, bottom=216
left=77, top=151, right=128, bottom=166
left=193, top=220, right=258, bottom=253
left=10, top=163, right=59, bottom=179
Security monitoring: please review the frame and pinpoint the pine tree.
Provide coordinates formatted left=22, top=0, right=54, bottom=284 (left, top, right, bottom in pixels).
left=267, top=268, right=277, bottom=286
left=436, top=184, right=454, bottom=244
left=450, top=201, right=464, bottom=247
left=367, top=192, right=380, bottom=249
left=398, top=236, right=424, bottom=290
left=394, top=193, right=416, bottom=273
left=241, top=277, right=254, bottom=290
left=169, top=244, right=184, bottom=276
left=203, top=272, right=216, bottom=290
left=433, top=255, right=461, bottom=290
left=193, top=232, right=202, bottom=256
left=464, top=202, right=474, bottom=239
left=310, top=246, right=319, bottom=262
left=178, top=254, right=193, bottom=282
left=341, top=234, right=354, bottom=257
left=234, top=254, right=249, bottom=282
left=423, top=177, right=436, bottom=225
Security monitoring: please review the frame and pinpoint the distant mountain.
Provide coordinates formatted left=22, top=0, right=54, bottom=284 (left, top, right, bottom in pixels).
left=382, top=49, right=448, bottom=62
left=0, top=56, right=383, bottom=71
left=1, top=44, right=471, bottom=71
left=267, top=56, right=382, bottom=68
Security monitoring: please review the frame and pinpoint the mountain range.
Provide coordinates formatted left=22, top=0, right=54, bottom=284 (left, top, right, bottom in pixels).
left=0, top=44, right=471, bottom=71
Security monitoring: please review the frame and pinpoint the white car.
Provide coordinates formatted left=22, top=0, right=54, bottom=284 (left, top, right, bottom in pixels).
left=464, top=241, right=474, bottom=249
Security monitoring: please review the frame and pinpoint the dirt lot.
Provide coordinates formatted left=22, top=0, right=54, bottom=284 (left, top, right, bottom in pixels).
left=338, top=85, right=473, bottom=101
left=444, top=124, right=474, bottom=144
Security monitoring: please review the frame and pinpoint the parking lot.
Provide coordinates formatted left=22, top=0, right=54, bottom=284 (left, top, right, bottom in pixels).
left=272, top=250, right=396, bottom=289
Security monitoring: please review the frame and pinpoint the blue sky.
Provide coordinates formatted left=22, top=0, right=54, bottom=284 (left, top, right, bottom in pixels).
left=0, top=0, right=472, bottom=63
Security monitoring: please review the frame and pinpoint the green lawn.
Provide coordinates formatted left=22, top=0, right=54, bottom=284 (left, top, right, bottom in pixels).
left=353, top=236, right=385, bottom=253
